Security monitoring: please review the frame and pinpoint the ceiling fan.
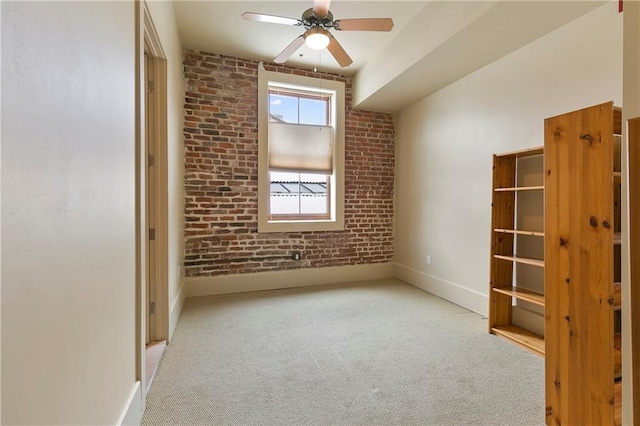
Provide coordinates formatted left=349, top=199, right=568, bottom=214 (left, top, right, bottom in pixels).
left=242, top=0, right=394, bottom=68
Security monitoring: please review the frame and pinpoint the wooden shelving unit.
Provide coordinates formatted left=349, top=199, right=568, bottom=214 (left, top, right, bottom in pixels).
left=489, top=106, right=636, bottom=424
left=489, top=146, right=545, bottom=357
left=544, top=102, right=622, bottom=425
left=629, top=116, right=640, bottom=425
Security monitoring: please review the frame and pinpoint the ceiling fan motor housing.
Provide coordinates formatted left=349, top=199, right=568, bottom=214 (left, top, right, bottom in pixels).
left=302, top=8, right=335, bottom=30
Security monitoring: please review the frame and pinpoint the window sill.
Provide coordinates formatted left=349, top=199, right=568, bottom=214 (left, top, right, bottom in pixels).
left=258, top=218, right=344, bottom=233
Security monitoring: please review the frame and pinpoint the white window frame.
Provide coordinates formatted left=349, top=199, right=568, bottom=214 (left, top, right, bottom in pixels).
left=258, top=68, right=345, bottom=233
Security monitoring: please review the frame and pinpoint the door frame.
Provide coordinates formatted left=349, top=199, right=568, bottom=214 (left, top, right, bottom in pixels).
left=135, top=0, right=169, bottom=397
left=144, top=10, right=169, bottom=345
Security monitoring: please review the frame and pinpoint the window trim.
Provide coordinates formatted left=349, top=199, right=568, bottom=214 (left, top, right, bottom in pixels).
left=258, top=68, right=345, bottom=233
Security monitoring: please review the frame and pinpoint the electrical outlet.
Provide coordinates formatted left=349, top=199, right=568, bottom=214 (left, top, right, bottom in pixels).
left=426, top=255, right=431, bottom=264
left=292, top=252, right=301, bottom=261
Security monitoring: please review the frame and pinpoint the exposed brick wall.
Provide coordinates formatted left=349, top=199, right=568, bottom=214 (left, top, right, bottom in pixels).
left=183, top=50, right=395, bottom=277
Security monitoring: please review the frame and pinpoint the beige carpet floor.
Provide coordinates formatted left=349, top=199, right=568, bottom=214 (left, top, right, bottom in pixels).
left=142, top=279, right=544, bottom=425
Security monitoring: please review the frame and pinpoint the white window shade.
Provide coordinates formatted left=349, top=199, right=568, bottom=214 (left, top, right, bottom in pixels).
left=268, top=122, right=333, bottom=174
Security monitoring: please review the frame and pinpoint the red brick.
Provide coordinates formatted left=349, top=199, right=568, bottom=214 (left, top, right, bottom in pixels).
left=183, top=50, right=395, bottom=278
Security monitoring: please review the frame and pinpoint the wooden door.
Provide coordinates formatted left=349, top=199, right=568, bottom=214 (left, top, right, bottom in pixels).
left=628, top=116, right=640, bottom=425
left=544, top=102, right=616, bottom=425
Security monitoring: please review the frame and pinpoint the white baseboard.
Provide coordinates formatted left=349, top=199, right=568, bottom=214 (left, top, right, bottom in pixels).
left=116, top=381, right=142, bottom=426
left=169, top=280, right=186, bottom=341
left=186, top=262, right=395, bottom=297
left=394, top=263, right=488, bottom=317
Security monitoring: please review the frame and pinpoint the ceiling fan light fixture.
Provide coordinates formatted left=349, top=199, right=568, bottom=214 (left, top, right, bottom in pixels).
left=305, top=28, right=330, bottom=50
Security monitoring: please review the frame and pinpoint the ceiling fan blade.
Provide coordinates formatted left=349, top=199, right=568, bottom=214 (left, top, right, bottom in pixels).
left=274, top=35, right=306, bottom=64
left=327, top=34, right=353, bottom=67
left=334, top=18, right=394, bottom=32
left=313, top=0, right=331, bottom=18
left=241, top=12, right=301, bottom=26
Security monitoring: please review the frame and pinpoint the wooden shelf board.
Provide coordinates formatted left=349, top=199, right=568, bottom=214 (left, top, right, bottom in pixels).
left=494, top=228, right=544, bottom=237
left=492, top=286, right=545, bottom=307
left=494, top=254, right=545, bottom=268
left=496, top=146, right=544, bottom=157
left=492, top=325, right=545, bottom=356
left=495, top=185, right=544, bottom=192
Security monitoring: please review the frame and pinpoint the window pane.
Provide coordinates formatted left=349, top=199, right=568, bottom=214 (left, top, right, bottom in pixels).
left=300, top=173, right=327, bottom=182
left=301, top=194, right=327, bottom=214
left=300, top=182, right=326, bottom=193
left=269, top=172, right=328, bottom=216
left=270, top=182, right=288, bottom=193
left=270, top=195, right=300, bottom=215
left=269, top=94, right=298, bottom=123
left=299, top=97, right=328, bottom=125
left=270, top=171, right=295, bottom=181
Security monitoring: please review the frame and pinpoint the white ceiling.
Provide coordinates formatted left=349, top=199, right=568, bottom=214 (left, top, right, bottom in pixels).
left=173, top=1, right=607, bottom=112
left=173, top=1, right=426, bottom=74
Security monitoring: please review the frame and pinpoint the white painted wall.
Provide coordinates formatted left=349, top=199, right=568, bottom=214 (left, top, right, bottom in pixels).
left=1, top=1, right=137, bottom=424
left=146, top=0, right=186, bottom=340
left=353, top=1, right=495, bottom=107
left=354, top=1, right=605, bottom=112
left=393, top=2, right=622, bottom=317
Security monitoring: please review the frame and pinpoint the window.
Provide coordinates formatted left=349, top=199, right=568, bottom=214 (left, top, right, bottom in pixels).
left=258, top=69, right=345, bottom=232
left=269, top=89, right=330, bottom=220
